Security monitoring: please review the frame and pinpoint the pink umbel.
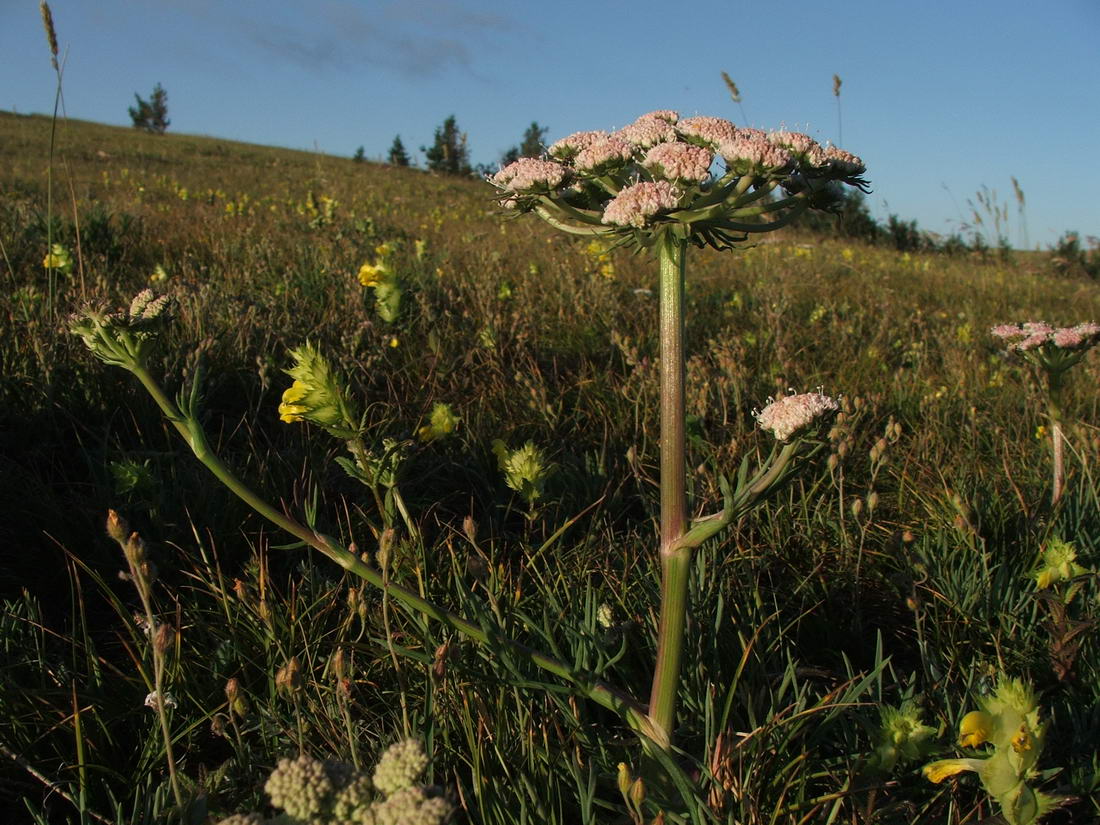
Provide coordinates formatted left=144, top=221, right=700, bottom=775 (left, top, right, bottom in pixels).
left=601, top=181, right=683, bottom=228
left=643, top=142, right=713, bottom=184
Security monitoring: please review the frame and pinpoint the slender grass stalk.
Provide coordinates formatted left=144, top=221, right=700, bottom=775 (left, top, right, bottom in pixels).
left=109, top=516, right=188, bottom=819
left=71, top=682, right=88, bottom=825
left=39, top=1, right=64, bottom=322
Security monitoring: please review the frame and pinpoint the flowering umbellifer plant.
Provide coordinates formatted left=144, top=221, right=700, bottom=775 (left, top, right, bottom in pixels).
left=69, top=110, right=861, bottom=814
left=991, top=321, right=1100, bottom=505
left=490, top=110, right=864, bottom=746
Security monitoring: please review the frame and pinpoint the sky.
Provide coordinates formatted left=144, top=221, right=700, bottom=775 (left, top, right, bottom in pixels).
left=4, top=0, right=1099, bottom=248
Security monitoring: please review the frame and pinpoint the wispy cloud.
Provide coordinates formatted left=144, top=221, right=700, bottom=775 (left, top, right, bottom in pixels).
left=214, top=0, right=514, bottom=77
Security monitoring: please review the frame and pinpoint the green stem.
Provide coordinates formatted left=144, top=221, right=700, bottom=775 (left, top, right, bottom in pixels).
left=646, top=233, right=691, bottom=747
left=127, top=363, right=658, bottom=741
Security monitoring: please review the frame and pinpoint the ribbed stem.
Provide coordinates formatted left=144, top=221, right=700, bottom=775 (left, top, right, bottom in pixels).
left=646, top=233, right=691, bottom=746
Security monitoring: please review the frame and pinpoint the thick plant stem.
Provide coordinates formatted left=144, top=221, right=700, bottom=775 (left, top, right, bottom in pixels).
left=1048, top=376, right=1065, bottom=507
left=647, top=233, right=691, bottom=747
left=126, top=363, right=659, bottom=742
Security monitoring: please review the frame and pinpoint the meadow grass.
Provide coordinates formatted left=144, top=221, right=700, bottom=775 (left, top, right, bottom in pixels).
left=1, top=110, right=1099, bottom=823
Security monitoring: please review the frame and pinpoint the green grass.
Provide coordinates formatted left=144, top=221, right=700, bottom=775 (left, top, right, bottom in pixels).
left=1, top=109, right=1099, bottom=824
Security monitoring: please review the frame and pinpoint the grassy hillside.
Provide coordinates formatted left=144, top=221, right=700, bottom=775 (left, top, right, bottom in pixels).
left=2, top=111, right=1099, bottom=824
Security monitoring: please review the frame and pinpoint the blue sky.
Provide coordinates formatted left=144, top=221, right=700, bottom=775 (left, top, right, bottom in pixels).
left=4, top=0, right=1099, bottom=248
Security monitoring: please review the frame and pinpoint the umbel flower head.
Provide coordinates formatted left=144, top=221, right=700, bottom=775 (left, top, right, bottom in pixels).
left=755, top=391, right=840, bottom=442
left=923, top=677, right=1064, bottom=825
left=278, top=342, right=361, bottom=438
left=372, top=739, right=430, bottom=797
left=70, top=289, right=176, bottom=370
left=991, top=321, right=1100, bottom=378
left=490, top=109, right=868, bottom=252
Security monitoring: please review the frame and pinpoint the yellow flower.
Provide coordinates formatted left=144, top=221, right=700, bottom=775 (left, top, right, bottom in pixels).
left=278, top=380, right=309, bottom=423
left=388, top=336, right=399, bottom=348
left=959, top=710, right=993, bottom=748
left=357, top=261, right=386, bottom=286
left=417, top=402, right=459, bottom=442
left=923, top=758, right=982, bottom=784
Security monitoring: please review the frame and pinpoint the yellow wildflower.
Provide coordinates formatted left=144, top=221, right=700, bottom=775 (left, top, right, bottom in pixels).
left=358, top=261, right=388, bottom=287
left=958, top=710, right=993, bottom=748
left=278, top=380, right=309, bottom=423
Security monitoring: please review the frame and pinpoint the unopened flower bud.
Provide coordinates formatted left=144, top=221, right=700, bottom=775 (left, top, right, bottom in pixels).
left=629, top=777, right=646, bottom=806
left=827, top=453, right=839, bottom=471
left=331, top=648, right=346, bottom=681
left=616, top=763, right=633, bottom=797
left=275, top=656, right=303, bottom=694
left=866, top=491, right=879, bottom=513
left=154, top=622, right=175, bottom=653
left=106, top=509, right=129, bottom=543
left=851, top=497, right=864, bottom=518
left=463, top=515, right=477, bottom=543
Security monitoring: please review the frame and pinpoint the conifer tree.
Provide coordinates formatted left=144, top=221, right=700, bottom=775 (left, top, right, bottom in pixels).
left=422, top=116, right=470, bottom=175
left=501, top=121, right=549, bottom=166
left=387, top=135, right=410, bottom=167
left=128, top=83, right=170, bottom=134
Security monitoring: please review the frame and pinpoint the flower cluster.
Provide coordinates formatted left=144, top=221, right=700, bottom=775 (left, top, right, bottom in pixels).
left=755, top=391, right=840, bottom=442
left=992, top=321, right=1100, bottom=352
left=278, top=343, right=361, bottom=438
left=217, top=740, right=451, bottom=825
left=923, top=678, right=1063, bottom=825
left=358, top=242, right=403, bottom=323
left=416, top=402, right=459, bottom=443
left=492, top=439, right=551, bottom=508
left=70, top=289, right=176, bottom=370
left=866, top=701, right=937, bottom=775
left=488, top=109, right=867, bottom=251
left=372, top=738, right=430, bottom=796
left=992, top=321, right=1100, bottom=379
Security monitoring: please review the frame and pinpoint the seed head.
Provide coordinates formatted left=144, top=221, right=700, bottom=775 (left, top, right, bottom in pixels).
left=39, top=2, right=59, bottom=67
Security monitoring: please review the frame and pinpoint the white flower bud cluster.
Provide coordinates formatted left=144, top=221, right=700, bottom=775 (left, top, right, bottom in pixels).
left=372, top=739, right=430, bottom=797
left=263, top=754, right=336, bottom=822
left=371, top=786, right=451, bottom=825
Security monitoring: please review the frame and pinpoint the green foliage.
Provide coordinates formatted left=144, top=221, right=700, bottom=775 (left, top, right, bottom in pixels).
left=128, top=83, right=170, bottom=135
